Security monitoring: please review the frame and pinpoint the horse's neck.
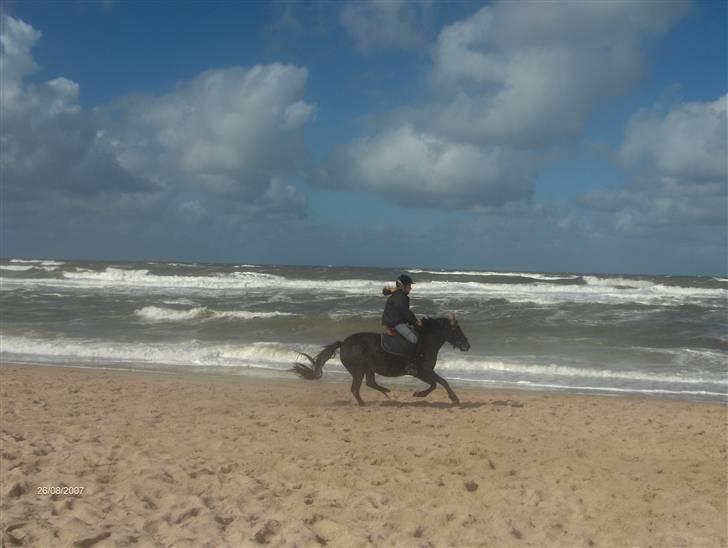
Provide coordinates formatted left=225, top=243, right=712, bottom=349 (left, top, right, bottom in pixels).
left=422, top=328, right=446, bottom=353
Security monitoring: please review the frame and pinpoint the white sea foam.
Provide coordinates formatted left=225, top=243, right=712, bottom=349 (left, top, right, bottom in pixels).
left=161, top=299, right=199, bottom=306
left=582, top=276, right=656, bottom=289
left=61, top=268, right=283, bottom=288
left=0, top=335, right=328, bottom=371
left=675, top=348, right=728, bottom=370
left=409, top=269, right=581, bottom=281
left=447, top=377, right=728, bottom=399
left=63, top=267, right=152, bottom=282
left=1, top=266, right=725, bottom=307
left=434, top=355, right=728, bottom=386
left=415, top=279, right=725, bottom=306
left=9, top=259, right=65, bottom=266
left=3, top=267, right=383, bottom=294
left=1, top=265, right=59, bottom=272
left=3, top=334, right=724, bottom=389
left=134, top=306, right=298, bottom=322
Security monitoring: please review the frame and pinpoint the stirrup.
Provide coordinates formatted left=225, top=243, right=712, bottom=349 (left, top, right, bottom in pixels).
left=404, top=363, right=418, bottom=376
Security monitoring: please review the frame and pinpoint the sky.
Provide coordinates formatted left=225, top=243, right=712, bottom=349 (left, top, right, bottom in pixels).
left=1, top=0, right=726, bottom=275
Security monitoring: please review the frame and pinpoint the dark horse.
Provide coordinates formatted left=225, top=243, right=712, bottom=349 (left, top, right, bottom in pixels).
left=291, top=315, right=471, bottom=406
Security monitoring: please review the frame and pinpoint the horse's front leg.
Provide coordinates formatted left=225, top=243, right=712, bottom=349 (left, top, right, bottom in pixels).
left=413, top=375, right=436, bottom=398
left=412, top=357, right=436, bottom=397
left=427, top=371, right=460, bottom=405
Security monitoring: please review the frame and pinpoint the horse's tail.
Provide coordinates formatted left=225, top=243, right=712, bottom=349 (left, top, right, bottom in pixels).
left=291, top=341, right=342, bottom=380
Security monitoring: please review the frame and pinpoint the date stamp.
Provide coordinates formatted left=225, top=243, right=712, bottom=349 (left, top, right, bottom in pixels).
left=37, top=486, right=85, bottom=496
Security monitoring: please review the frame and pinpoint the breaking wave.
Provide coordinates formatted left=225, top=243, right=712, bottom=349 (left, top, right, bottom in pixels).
left=134, top=306, right=298, bottom=322
left=1, top=265, right=724, bottom=307
left=0, top=335, right=321, bottom=371
left=436, top=355, right=728, bottom=386
left=3, top=334, right=725, bottom=385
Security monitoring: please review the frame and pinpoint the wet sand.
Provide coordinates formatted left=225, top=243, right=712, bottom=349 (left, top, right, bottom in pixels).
left=1, top=363, right=726, bottom=547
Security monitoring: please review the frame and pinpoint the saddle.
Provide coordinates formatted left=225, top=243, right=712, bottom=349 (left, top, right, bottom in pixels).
left=380, top=328, right=412, bottom=356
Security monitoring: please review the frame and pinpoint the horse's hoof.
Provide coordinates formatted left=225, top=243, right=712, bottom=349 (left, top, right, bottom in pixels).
left=413, top=391, right=426, bottom=398
left=451, top=398, right=460, bottom=406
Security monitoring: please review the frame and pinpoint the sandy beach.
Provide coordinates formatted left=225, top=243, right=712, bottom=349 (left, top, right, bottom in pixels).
left=1, top=363, right=726, bottom=547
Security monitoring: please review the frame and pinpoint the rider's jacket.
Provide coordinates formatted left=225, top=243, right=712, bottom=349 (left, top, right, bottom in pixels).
left=381, top=288, right=417, bottom=328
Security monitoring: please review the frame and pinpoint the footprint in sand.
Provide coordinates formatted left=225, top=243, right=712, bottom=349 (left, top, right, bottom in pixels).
left=73, top=531, right=111, bottom=548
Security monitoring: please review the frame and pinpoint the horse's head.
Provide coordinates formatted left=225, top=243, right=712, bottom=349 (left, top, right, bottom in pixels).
left=446, top=313, right=471, bottom=352
left=422, top=314, right=470, bottom=351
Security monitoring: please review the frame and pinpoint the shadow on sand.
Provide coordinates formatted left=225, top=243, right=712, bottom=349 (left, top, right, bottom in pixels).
left=330, top=399, right=524, bottom=409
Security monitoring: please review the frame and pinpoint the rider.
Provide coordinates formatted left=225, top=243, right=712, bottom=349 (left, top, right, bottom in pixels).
left=382, top=274, right=423, bottom=376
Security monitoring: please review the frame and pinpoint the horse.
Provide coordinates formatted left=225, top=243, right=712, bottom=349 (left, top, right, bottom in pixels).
left=291, top=314, right=471, bottom=406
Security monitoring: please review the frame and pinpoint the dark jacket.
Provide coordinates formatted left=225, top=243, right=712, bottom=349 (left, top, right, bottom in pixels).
left=382, top=288, right=417, bottom=328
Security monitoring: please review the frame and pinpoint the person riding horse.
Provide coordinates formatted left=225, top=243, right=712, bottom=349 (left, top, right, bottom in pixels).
left=382, top=274, right=423, bottom=376
left=293, top=274, right=471, bottom=405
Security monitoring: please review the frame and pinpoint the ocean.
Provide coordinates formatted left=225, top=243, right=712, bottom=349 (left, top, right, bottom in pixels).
left=1, top=258, right=726, bottom=402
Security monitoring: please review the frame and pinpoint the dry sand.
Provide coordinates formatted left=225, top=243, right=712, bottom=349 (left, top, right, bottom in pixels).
left=1, top=363, right=726, bottom=547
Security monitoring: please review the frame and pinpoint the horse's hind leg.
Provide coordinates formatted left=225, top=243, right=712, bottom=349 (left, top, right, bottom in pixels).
left=349, top=368, right=366, bottom=406
left=365, top=370, right=390, bottom=398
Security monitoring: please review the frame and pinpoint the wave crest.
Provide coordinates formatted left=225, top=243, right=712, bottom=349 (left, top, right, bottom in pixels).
left=134, top=306, right=298, bottom=322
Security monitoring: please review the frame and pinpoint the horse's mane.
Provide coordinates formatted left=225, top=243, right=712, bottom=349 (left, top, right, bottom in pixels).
left=420, top=316, right=450, bottom=333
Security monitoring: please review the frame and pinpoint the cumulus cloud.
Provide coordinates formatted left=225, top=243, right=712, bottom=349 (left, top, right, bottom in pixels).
left=619, top=95, right=727, bottom=181
left=428, top=0, right=691, bottom=145
left=0, top=14, right=40, bottom=107
left=319, top=1, right=690, bottom=211
left=340, top=0, right=432, bottom=52
left=582, top=95, right=727, bottom=234
left=582, top=180, right=726, bottom=231
left=109, top=63, right=315, bottom=209
left=0, top=14, right=150, bottom=206
left=1, top=14, right=315, bottom=228
left=319, top=125, right=532, bottom=209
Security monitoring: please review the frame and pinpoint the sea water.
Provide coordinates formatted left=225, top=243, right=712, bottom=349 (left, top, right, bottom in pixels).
left=1, top=258, right=726, bottom=402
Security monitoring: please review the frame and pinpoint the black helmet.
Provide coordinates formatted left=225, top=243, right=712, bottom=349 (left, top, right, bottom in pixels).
left=396, top=274, right=414, bottom=288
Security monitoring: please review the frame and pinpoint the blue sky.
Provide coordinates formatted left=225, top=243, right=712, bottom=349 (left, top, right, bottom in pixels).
left=1, top=0, right=726, bottom=275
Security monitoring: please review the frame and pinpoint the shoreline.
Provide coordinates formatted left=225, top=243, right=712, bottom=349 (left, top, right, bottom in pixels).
left=2, top=358, right=725, bottom=405
left=2, top=362, right=726, bottom=546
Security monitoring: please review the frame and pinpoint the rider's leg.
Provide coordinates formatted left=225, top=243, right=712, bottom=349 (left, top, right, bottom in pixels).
left=394, top=323, right=419, bottom=376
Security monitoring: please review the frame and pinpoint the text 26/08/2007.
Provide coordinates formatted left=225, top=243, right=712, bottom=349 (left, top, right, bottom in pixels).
left=37, top=486, right=85, bottom=496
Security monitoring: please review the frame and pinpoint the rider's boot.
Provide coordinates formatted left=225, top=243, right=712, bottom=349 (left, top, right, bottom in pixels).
left=403, top=344, right=419, bottom=376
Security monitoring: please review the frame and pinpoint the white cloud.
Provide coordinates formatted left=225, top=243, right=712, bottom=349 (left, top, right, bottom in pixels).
left=340, top=0, right=432, bottom=52
left=321, top=1, right=690, bottom=210
left=0, top=14, right=41, bottom=108
left=428, top=0, right=691, bottom=146
left=283, top=100, right=316, bottom=130
left=430, top=46, right=640, bottom=146
left=582, top=95, right=727, bottom=234
left=111, top=64, right=315, bottom=209
left=318, top=125, right=532, bottom=209
left=0, top=15, right=149, bottom=205
left=620, top=95, right=727, bottom=181
left=1, top=13, right=315, bottom=225
left=583, top=179, right=726, bottom=230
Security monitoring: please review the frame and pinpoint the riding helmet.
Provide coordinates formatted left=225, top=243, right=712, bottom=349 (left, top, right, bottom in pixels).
left=396, top=274, right=414, bottom=288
